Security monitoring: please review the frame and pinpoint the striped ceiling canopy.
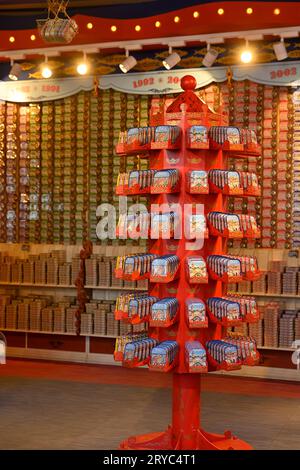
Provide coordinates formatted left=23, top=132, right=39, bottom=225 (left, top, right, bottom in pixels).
left=0, top=1, right=299, bottom=56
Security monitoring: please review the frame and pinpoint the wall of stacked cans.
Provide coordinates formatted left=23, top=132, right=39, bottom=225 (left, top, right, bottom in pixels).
left=0, top=80, right=295, bottom=248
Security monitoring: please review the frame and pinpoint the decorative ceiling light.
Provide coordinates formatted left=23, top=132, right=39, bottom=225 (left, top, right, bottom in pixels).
left=87, top=22, right=93, bottom=29
left=193, top=11, right=199, bottom=18
left=77, top=52, right=89, bottom=75
left=274, top=8, right=280, bottom=15
left=37, top=0, right=78, bottom=44
left=41, top=56, right=52, bottom=78
left=155, top=21, right=161, bottom=28
left=119, top=50, right=137, bottom=73
left=8, top=60, right=22, bottom=80
left=135, top=25, right=141, bottom=32
left=241, top=40, right=253, bottom=63
left=111, top=25, right=117, bottom=32
left=273, top=38, right=288, bottom=61
left=162, top=46, right=181, bottom=70
left=246, top=8, right=253, bottom=15
left=218, top=8, right=224, bottom=15
left=30, top=34, right=36, bottom=41
left=9, top=36, right=15, bottom=43
left=174, top=16, right=180, bottom=23
left=202, top=43, right=219, bottom=67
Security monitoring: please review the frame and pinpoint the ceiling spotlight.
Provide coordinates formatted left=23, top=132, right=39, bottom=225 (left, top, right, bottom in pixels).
left=9, top=60, right=22, bottom=80
left=119, top=50, right=137, bottom=73
left=202, top=44, right=219, bottom=67
left=162, top=47, right=181, bottom=70
left=41, top=57, right=52, bottom=79
left=241, top=40, right=253, bottom=63
left=77, top=52, right=89, bottom=75
left=273, top=38, right=288, bottom=61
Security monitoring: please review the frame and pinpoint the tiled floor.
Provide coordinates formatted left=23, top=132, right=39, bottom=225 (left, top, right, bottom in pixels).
left=0, top=360, right=299, bottom=450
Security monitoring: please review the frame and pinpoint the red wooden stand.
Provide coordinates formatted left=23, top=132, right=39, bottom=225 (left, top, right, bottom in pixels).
left=115, top=75, right=260, bottom=450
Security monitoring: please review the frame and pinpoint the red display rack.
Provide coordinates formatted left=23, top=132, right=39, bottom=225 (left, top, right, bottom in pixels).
left=186, top=317, right=209, bottom=329
left=149, top=308, right=179, bottom=328
left=207, top=308, right=244, bottom=328
left=114, top=75, right=261, bottom=450
left=209, top=181, right=244, bottom=196
left=209, top=140, right=245, bottom=153
left=123, top=357, right=150, bottom=368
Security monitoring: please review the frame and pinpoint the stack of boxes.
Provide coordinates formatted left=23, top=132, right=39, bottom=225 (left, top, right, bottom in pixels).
left=237, top=281, right=252, bottom=294
left=264, top=302, right=280, bottom=347
left=252, top=275, right=266, bottom=294
left=71, top=255, right=81, bottom=285
left=279, top=311, right=297, bottom=348
left=5, top=302, right=18, bottom=330
left=41, top=307, right=54, bottom=332
left=230, top=260, right=300, bottom=297
left=0, top=296, right=10, bottom=328
left=248, top=319, right=264, bottom=347
left=106, top=310, right=120, bottom=337
left=0, top=250, right=85, bottom=286
left=85, top=300, right=118, bottom=336
left=23, top=260, right=35, bottom=283
left=35, top=257, right=47, bottom=284
left=11, top=261, right=22, bottom=283
left=80, top=312, right=93, bottom=335
left=282, top=268, right=298, bottom=295
left=46, top=257, right=58, bottom=285
left=98, top=258, right=111, bottom=287
left=30, top=299, right=47, bottom=331
left=85, top=256, right=98, bottom=286
left=83, top=255, right=148, bottom=290
left=267, top=272, right=282, bottom=295
left=66, top=306, right=78, bottom=333
left=0, top=262, right=11, bottom=282
left=53, top=304, right=67, bottom=333
left=17, top=302, right=30, bottom=330
left=295, top=314, right=300, bottom=342
left=58, top=263, right=72, bottom=286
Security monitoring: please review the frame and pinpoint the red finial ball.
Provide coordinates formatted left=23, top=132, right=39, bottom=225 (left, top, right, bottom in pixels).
left=181, top=75, right=197, bottom=91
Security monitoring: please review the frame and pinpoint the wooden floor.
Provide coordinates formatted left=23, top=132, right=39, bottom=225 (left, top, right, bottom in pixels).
left=0, top=360, right=299, bottom=450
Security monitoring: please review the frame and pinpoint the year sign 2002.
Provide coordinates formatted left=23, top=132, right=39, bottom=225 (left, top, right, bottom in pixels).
left=132, top=76, right=180, bottom=89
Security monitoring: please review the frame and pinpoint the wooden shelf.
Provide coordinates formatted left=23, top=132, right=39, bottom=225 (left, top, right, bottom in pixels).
left=85, top=285, right=147, bottom=291
left=0, top=282, right=75, bottom=288
left=0, top=282, right=147, bottom=292
left=88, top=334, right=117, bottom=339
left=258, top=346, right=297, bottom=352
left=1, top=328, right=117, bottom=339
left=1, top=328, right=76, bottom=336
left=229, top=291, right=300, bottom=300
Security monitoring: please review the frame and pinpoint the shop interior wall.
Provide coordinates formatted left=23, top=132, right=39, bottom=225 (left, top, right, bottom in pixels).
left=0, top=80, right=294, bottom=253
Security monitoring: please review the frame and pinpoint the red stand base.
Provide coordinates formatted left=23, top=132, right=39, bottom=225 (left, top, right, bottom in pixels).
left=119, top=426, right=252, bottom=450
